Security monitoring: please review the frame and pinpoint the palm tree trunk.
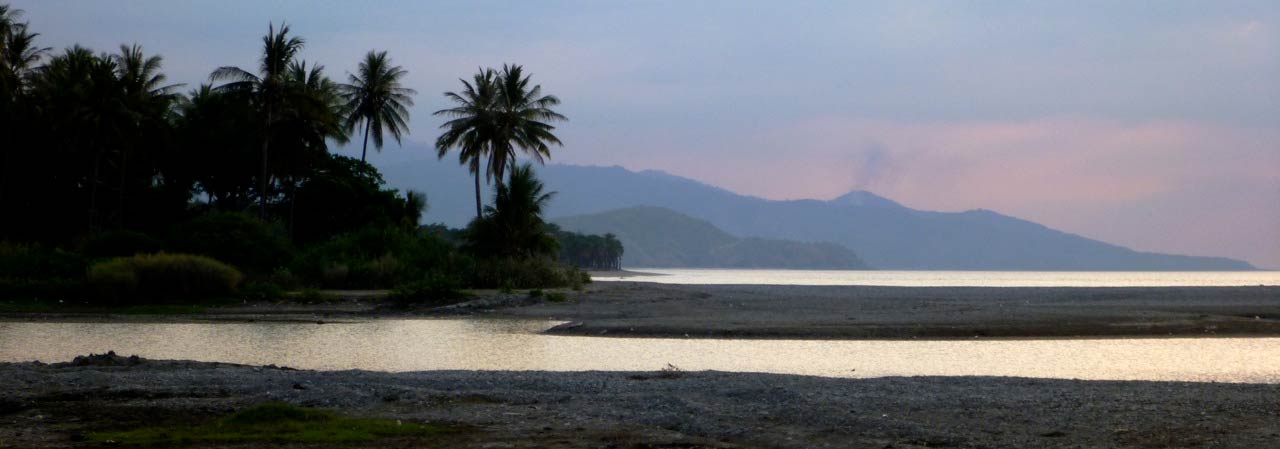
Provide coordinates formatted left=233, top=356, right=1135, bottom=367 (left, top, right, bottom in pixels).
left=88, top=144, right=103, bottom=232
left=259, top=107, right=272, bottom=220
left=259, top=138, right=270, bottom=219
left=473, top=168, right=482, bottom=220
left=117, top=149, right=128, bottom=229
left=360, top=120, right=371, bottom=162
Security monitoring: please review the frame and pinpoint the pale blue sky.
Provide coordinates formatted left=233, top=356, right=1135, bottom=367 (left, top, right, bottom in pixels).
left=11, top=1, right=1279, bottom=266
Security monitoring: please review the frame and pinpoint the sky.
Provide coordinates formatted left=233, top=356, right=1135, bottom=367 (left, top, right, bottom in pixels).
left=12, top=1, right=1280, bottom=267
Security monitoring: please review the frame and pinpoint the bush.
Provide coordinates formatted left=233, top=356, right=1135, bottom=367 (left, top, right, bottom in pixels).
left=0, top=277, right=88, bottom=300
left=169, top=212, right=293, bottom=274
left=239, top=281, right=286, bottom=301
left=468, top=257, right=587, bottom=289
left=0, top=243, right=89, bottom=300
left=545, top=291, right=568, bottom=303
left=0, top=242, right=88, bottom=279
left=293, top=226, right=463, bottom=289
left=80, top=230, right=164, bottom=258
left=389, top=273, right=469, bottom=306
left=88, top=253, right=243, bottom=303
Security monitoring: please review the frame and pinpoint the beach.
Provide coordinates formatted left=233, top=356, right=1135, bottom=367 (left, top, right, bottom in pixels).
left=3, top=354, right=1279, bottom=448
left=502, top=282, right=1280, bottom=339
left=5, top=282, right=1278, bottom=339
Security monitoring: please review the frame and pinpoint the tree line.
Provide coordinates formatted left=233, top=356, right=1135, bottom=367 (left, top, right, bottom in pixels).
left=0, top=3, right=619, bottom=290
left=552, top=226, right=623, bottom=270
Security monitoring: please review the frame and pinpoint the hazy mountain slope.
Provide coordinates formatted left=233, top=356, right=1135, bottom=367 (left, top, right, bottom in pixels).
left=552, top=206, right=868, bottom=269
left=382, top=157, right=1254, bottom=270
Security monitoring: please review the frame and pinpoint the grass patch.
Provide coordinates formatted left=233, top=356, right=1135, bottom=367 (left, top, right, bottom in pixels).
left=88, top=402, right=452, bottom=445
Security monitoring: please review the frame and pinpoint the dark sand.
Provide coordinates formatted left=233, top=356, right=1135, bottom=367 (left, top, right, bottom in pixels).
left=498, top=282, right=1280, bottom=338
left=2, top=354, right=1278, bottom=448
left=3, top=282, right=1278, bottom=339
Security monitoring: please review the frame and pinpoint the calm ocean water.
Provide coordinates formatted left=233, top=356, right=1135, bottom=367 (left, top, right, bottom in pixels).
left=595, top=269, right=1280, bottom=287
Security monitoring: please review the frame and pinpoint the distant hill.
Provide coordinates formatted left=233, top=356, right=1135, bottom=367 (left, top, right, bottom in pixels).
left=382, top=156, right=1255, bottom=270
left=552, top=206, right=868, bottom=269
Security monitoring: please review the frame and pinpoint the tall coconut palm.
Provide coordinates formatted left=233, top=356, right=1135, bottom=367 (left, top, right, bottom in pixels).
left=113, top=44, right=181, bottom=103
left=435, top=68, right=497, bottom=219
left=488, top=64, right=566, bottom=183
left=0, top=6, right=47, bottom=204
left=109, top=44, right=181, bottom=226
left=1, top=7, right=46, bottom=95
left=210, top=22, right=305, bottom=218
left=340, top=50, right=415, bottom=162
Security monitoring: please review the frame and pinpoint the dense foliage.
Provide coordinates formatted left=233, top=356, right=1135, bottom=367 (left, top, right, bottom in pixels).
left=0, top=5, right=606, bottom=305
left=552, top=226, right=623, bottom=270
left=0, top=9, right=418, bottom=246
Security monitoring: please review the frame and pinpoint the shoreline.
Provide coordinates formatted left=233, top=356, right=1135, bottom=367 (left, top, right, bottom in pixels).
left=3, top=282, right=1279, bottom=339
left=2, top=354, right=1278, bottom=448
left=499, top=281, right=1280, bottom=339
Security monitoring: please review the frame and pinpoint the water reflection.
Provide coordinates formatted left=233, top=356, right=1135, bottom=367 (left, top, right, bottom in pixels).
left=2, top=319, right=1277, bottom=383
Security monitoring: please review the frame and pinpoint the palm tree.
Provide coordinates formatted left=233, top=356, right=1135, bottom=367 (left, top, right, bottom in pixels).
left=0, top=6, right=47, bottom=205
left=435, top=68, right=497, bottom=219
left=465, top=163, right=558, bottom=258
left=340, top=50, right=415, bottom=162
left=401, top=189, right=427, bottom=230
left=109, top=44, right=181, bottom=227
left=1, top=6, right=46, bottom=95
left=33, top=46, right=129, bottom=230
left=488, top=64, right=566, bottom=183
left=210, top=22, right=305, bottom=218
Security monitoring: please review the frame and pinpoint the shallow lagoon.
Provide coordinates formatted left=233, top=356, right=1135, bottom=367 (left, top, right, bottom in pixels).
left=2, top=319, right=1277, bottom=383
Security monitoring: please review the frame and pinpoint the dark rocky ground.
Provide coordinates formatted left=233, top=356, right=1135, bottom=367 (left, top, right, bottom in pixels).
left=2, top=353, right=1278, bottom=448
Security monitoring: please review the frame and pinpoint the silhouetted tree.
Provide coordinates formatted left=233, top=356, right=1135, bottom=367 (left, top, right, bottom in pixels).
left=210, top=23, right=305, bottom=219
left=435, top=67, right=497, bottom=219
left=489, top=64, right=565, bottom=183
left=340, top=50, right=414, bottom=162
left=464, top=163, right=558, bottom=259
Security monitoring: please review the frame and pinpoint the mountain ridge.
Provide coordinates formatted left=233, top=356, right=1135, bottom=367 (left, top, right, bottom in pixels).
left=552, top=206, right=869, bottom=269
left=379, top=157, right=1254, bottom=270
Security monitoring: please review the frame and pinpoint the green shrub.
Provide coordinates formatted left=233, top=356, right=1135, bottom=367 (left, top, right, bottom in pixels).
left=545, top=291, right=568, bottom=303
left=390, top=274, right=469, bottom=306
left=263, top=267, right=301, bottom=290
left=169, top=212, right=293, bottom=274
left=0, top=277, right=89, bottom=300
left=293, top=226, right=462, bottom=289
left=468, top=257, right=587, bottom=289
left=0, top=242, right=88, bottom=279
left=239, top=281, right=286, bottom=301
left=0, top=243, right=89, bottom=300
left=527, top=288, right=544, bottom=298
left=88, top=253, right=243, bottom=303
left=80, top=230, right=164, bottom=258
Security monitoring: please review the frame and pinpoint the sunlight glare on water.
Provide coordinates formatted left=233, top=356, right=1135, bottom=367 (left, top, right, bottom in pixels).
left=595, top=269, right=1280, bottom=287
left=2, top=319, right=1278, bottom=383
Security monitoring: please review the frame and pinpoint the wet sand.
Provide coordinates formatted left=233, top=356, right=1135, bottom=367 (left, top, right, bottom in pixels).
left=497, top=282, right=1280, bottom=338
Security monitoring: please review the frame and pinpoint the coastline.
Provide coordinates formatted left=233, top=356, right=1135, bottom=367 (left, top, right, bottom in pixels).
left=3, top=281, right=1279, bottom=339
left=2, top=354, right=1277, bottom=448
left=498, top=281, right=1280, bottom=339
left=586, top=269, right=665, bottom=278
